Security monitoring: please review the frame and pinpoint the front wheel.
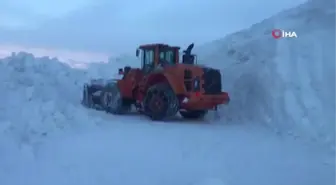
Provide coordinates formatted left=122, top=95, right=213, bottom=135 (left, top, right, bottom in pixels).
left=101, top=84, right=130, bottom=114
left=143, top=83, right=179, bottom=121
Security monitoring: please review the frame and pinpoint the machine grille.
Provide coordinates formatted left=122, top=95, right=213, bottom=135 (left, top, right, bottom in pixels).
left=202, top=68, right=222, bottom=94
left=184, top=69, right=193, bottom=91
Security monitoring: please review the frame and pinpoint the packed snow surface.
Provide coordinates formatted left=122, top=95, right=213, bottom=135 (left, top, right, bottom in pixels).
left=0, top=0, right=335, bottom=185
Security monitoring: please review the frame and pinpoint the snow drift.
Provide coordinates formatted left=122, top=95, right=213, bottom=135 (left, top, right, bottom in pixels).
left=0, top=52, right=89, bottom=142
left=196, top=0, right=335, bottom=147
left=0, top=51, right=133, bottom=144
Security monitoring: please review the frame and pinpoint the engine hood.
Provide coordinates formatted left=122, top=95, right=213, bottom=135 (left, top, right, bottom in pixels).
left=162, top=63, right=203, bottom=77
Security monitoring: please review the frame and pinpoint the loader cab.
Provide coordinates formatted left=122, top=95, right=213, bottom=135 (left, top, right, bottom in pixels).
left=136, top=44, right=180, bottom=74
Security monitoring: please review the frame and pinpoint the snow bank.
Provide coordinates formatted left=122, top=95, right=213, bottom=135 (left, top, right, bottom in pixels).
left=0, top=52, right=96, bottom=145
left=0, top=44, right=108, bottom=62
left=197, top=0, right=335, bottom=147
left=0, top=51, right=131, bottom=145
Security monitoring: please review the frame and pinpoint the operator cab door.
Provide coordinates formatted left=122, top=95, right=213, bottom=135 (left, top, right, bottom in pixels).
left=141, top=48, right=155, bottom=74
left=139, top=48, right=155, bottom=95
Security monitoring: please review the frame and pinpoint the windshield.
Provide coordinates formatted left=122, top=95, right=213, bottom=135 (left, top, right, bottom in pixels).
left=159, top=50, right=176, bottom=65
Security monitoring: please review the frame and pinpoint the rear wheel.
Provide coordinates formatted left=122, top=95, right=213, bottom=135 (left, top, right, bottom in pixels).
left=180, top=110, right=208, bottom=119
left=101, top=84, right=130, bottom=114
left=143, top=83, right=179, bottom=121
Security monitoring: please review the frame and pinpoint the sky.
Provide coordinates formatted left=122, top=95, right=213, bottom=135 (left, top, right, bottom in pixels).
left=0, top=0, right=308, bottom=56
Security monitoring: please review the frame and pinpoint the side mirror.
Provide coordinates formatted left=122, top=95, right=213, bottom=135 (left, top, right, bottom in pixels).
left=136, top=49, right=140, bottom=57
left=118, top=68, right=123, bottom=75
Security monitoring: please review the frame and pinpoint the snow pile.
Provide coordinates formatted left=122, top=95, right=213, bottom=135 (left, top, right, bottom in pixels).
left=0, top=45, right=108, bottom=63
left=197, top=0, right=335, bottom=147
left=87, top=59, right=128, bottom=79
left=109, top=54, right=139, bottom=67
left=0, top=52, right=98, bottom=145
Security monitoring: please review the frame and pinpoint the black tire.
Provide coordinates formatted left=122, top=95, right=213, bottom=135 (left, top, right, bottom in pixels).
left=180, top=110, right=208, bottom=119
left=101, top=84, right=130, bottom=114
left=143, top=83, right=179, bottom=121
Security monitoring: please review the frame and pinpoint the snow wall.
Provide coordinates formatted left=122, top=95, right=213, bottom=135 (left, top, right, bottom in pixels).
left=0, top=52, right=129, bottom=147
left=196, top=0, right=335, bottom=147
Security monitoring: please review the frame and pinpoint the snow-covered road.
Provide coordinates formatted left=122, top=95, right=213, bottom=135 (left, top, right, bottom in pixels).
left=1, top=111, right=334, bottom=185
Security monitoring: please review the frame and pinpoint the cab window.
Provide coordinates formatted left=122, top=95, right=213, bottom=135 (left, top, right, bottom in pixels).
left=142, top=49, right=155, bottom=72
left=159, top=50, right=175, bottom=65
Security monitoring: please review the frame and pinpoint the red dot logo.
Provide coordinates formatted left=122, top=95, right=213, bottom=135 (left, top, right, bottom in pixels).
left=272, top=29, right=282, bottom=39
